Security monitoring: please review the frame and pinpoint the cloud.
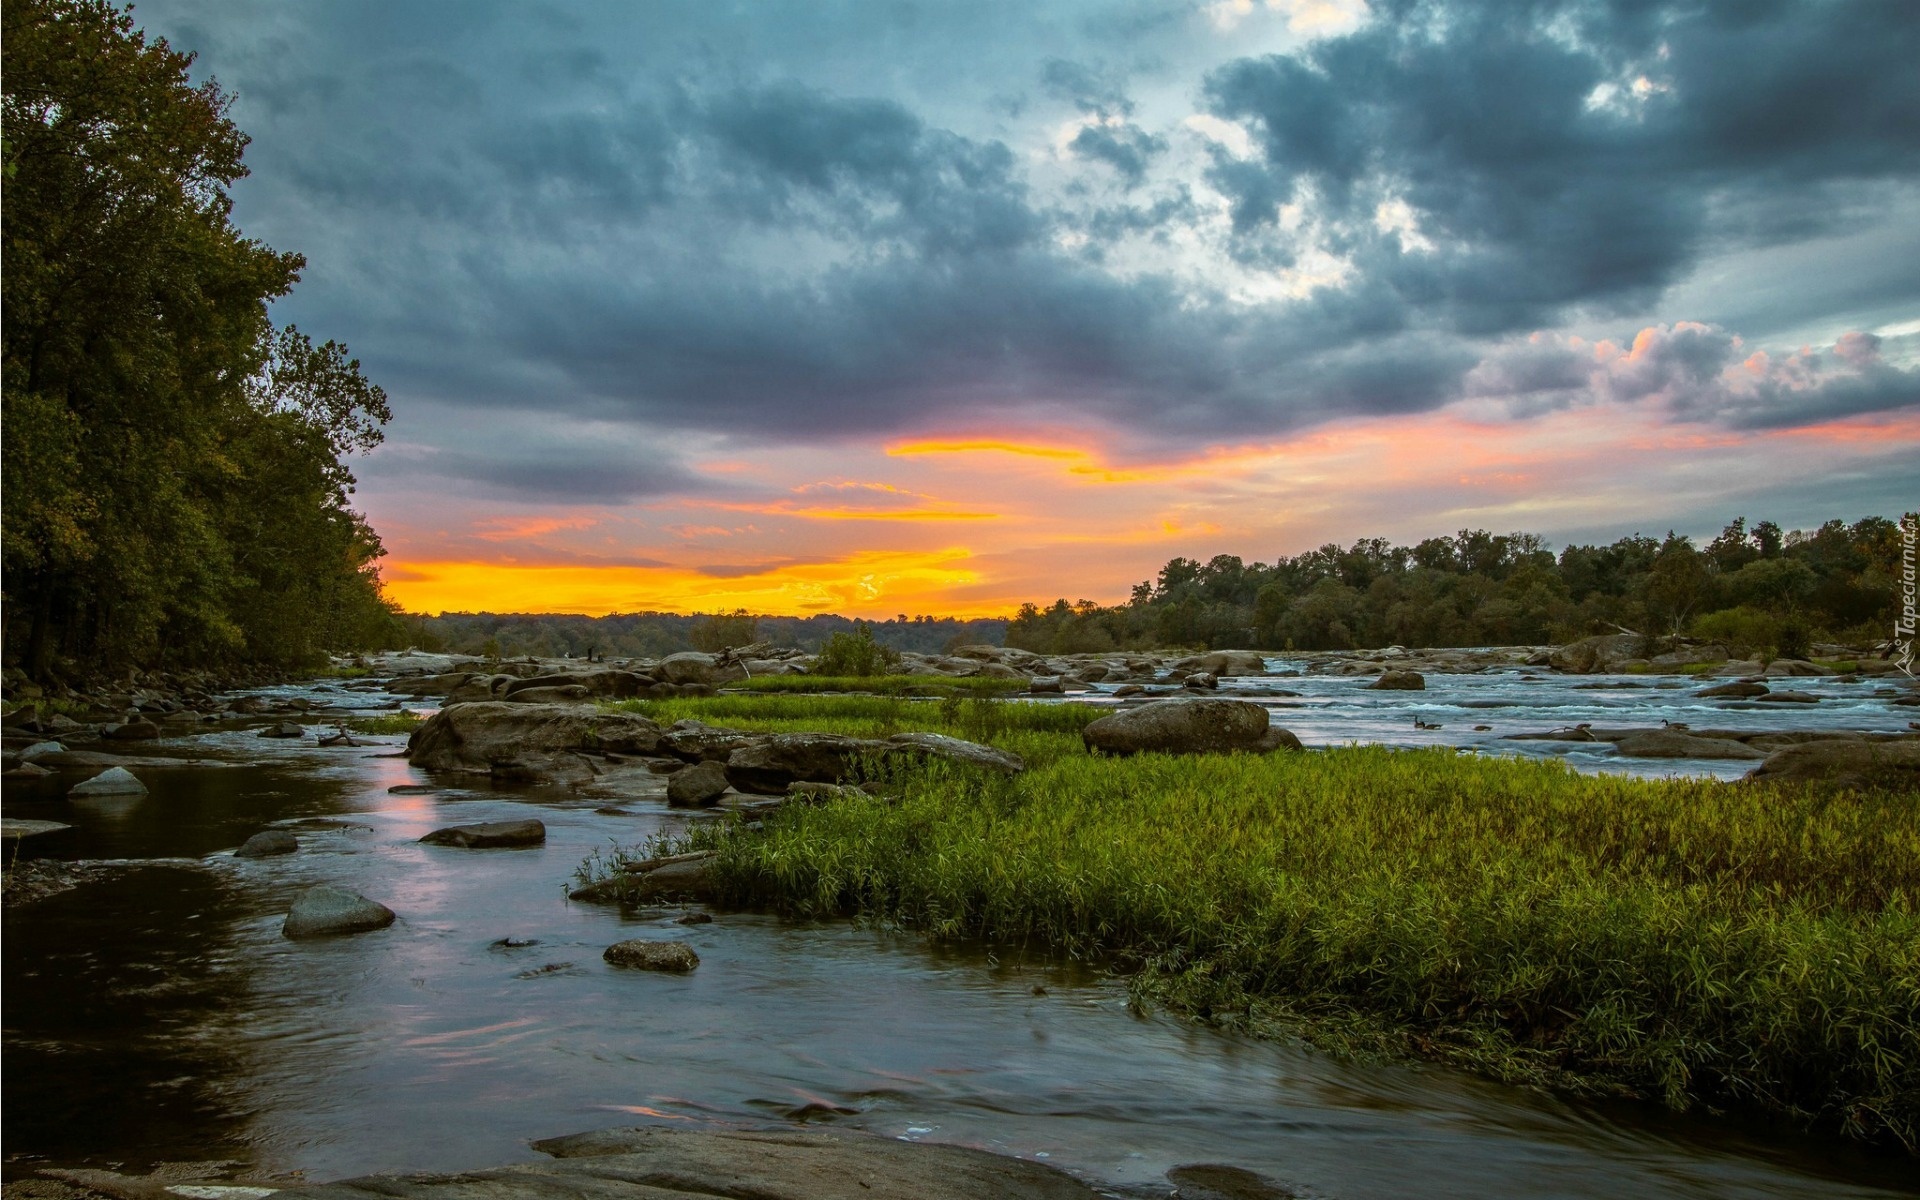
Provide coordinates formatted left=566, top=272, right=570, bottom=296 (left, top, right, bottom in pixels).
left=140, top=0, right=1920, bottom=480
left=1466, top=325, right=1920, bottom=428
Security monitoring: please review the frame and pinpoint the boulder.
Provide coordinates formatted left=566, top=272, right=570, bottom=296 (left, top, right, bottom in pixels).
left=234, top=829, right=299, bottom=857
left=661, top=723, right=766, bottom=762
left=1029, top=676, right=1064, bottom=694
left=1082, top=699, right=1270, bottom=756
left=603, top=939, right=699, bottom=972
left=282, top=886, right=396, bottom=938
left=419, top=819, right=547, bottom=848
left=1254, top=727, right=1304, bottom=753
left=68, top=766, right=146, bottom=796
left=506, top=685, right=593, bottom=704
left=18, top=740, right=67, bottom=761
left=3, top=761, right=53, bottom=779
left=1746, top=740, right=1920, bottom=790
left=1548, top=633, right=1643, bottom=674
left=1765, top=659, right=1836, bottom=677
left=102, top=718, right=161, bottom=740
left=1367, top=670, right=1426, bottom=690
left=658, top=652, right=748, bottom=687
left=258, top=722, right=306, bottom=738
left=666, top=760, right=731, bottom=807
left=1697, top=681, right=1769, bottom=699
left=1170, top=650, right=1268, bottom=678
left=406, top=702, right=663, bottom=775
left=1182, top=672, right=1219, bottom=690
left=1, top=818, right=71, bottom=839
left=1754, top=690, right=1820, bottom=704
left=1612, top=731, right=1767, bottom=760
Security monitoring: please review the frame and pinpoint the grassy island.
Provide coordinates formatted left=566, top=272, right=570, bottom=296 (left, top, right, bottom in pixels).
left=594, top=695, right=1918, bottom=1148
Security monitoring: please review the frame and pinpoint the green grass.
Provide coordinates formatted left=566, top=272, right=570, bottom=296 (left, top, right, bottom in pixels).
left=608, top=693, right=1101, bottom=766
left=724, top=673, right=1030, bottom=697
left=594, top=696, right=1920, bottom=1147
left=346, top=710, right=428, bottom=735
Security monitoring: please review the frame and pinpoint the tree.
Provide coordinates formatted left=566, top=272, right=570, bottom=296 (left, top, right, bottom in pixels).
left=2, top=0, right=397, bottom=675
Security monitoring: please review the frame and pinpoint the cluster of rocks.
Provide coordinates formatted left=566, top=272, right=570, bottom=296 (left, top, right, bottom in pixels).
left=1507, top=725, right=1920, bottom=788
left=400, top=701, right=1028, bottom=797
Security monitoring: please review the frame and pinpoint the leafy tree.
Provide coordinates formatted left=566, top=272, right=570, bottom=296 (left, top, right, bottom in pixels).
left=814, top=623, right=900, bottom=677
left=2, top=0, right=398, bottom=676
left=689, top=608, right=759, bottom=652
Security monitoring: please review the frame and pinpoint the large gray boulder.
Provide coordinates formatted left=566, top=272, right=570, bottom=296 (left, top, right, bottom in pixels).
left=1745, top=739, right=1920, bottom=789
left=1698, top=681, right=1769, bottom=699
left=1082, top=699, right=1270, bottom=755
left=419, top=819, right=547, bottom=848
left=282, top=886, right=395, bottom=938
left=406, top=703, right=663, bottom=776
left=661, top=722, right=767, bottom=762
left=295, top=1125, right=1102, bottom=1200
left=1613, top=731, right=1767, bottom=760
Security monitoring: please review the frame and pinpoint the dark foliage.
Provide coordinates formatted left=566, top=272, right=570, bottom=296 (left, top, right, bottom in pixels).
left=2, top=0, right=405, bottom=678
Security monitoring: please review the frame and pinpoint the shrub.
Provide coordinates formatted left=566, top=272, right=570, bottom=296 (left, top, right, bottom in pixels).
left=813, top=624, right=900, bottom=677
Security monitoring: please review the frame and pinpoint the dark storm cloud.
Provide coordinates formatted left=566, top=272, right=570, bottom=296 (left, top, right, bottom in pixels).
left=1204, top=0, right=1920, bottom=332
left=135, top=0, right=1920, bottom=498
left=403, top=442, right=713, bottom=505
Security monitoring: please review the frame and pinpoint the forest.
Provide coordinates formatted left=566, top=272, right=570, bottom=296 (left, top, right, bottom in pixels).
left=400, top=611, right=1009, bottom=661
left=2, top=0, right=405, bottom=681
left=1005, top=516, right=1917, bottom=657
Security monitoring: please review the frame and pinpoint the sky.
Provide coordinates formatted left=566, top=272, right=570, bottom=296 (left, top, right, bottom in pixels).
left=138, top=0, right=1920, bottom=618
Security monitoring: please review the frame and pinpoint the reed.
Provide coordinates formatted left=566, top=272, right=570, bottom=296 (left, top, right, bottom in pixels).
left=609, top=703, right=1919, bottom=1146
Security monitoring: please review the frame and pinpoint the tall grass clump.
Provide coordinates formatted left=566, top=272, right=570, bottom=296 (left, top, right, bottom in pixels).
left=669, top=742, right=1919, bottom=1146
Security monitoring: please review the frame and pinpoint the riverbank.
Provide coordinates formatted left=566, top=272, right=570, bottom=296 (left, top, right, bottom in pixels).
left=586, top=696, right=1920, bottom=1149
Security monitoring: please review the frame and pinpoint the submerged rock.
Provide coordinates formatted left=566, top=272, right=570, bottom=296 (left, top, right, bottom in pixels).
left=1082, top=699, right=1270, bottom=755
left=1697, top=681, right=1769, bottom=699
left=1367, top=670, right=1426, bottom=690
left=234, top=829, right=299, bottom=857
left=420, top=819, right=547, bottom=848
left=282, top=886, right=396, bottom=938
left=603, top=939, right=699, bottom=972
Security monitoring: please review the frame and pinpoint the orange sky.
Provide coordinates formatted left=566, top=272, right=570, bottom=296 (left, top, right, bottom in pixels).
left=367, top=400, right=1920, bottom=618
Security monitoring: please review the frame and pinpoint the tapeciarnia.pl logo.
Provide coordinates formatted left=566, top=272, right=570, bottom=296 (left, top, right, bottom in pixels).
left=1897, top=514, right=1917, bottom=679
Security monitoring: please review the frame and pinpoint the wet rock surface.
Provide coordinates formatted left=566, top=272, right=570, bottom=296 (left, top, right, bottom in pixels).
left=234, top=829, right=299, bottom=857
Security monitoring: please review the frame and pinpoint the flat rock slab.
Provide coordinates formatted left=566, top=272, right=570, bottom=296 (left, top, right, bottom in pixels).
left=283, top=886, right=396, bottom=938
left=1082, top=698, right=1269, bottom=755
left=296, top=1125, right=1101, bottom=1200
left=420, top=819, right=547, bottom=848
left=603, top=939, right=699, bottom=971
left=1613, top=731, right=1766, bottom=760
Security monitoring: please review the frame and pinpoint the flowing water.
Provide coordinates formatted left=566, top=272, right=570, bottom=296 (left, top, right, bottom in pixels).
left=4, top=671, right=1916, bottom=1198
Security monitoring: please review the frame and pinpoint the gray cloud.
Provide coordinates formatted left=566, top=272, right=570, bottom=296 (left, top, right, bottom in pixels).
left=135, top=0, right=1920, bottom=485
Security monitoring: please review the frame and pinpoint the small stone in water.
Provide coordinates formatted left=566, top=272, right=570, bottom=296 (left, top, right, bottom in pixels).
left=604, top=939, right=699, bottom=972
left=675, top=912, right=713, bottom=925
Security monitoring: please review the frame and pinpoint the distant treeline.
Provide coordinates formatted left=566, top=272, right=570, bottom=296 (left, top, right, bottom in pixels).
left=3, top=1, right=406, bottom=680
left=400, top=611, right=1009, bottom=660
left=1006, top=516, right=1917, bottom=656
